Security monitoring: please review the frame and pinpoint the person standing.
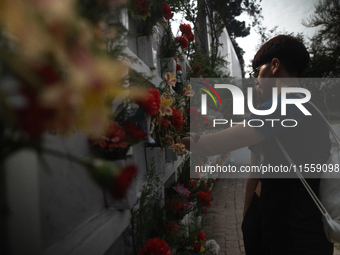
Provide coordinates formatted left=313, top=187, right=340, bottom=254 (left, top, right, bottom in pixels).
left=183, top=35, right=333, bottom=254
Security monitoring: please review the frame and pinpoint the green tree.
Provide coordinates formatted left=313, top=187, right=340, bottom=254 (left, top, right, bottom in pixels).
left=302, top=0, right=340, bottom=77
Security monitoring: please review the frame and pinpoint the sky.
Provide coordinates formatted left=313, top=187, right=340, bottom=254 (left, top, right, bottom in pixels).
left=236, top=0, right=321, bottom=74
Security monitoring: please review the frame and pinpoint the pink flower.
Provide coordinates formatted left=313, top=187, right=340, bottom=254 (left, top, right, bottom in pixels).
left=173, top=183, right=192, bottom=210
left=173, top=183, right=191, bottom=197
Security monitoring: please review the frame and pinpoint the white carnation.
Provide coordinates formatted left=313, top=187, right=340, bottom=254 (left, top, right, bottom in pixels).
left=203, top=239, right=220, bottom=255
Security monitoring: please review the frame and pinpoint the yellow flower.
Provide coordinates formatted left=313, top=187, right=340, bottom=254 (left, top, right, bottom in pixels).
left=159, top=92, right=173, bottom=116
left=182, top=84, right=195, bottom=99
left=168, top=143, right=186, bottom=154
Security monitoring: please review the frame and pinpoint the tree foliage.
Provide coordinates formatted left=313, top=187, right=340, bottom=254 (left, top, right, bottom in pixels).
left=302, top=0, right=340, bottom=77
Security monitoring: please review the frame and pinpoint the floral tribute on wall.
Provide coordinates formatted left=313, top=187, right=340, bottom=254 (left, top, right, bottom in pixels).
left=131, top=155, right=220, bottom=255
left=149, top=74, right=196, bottom=154
left=88, top=87, right=161, bottom=160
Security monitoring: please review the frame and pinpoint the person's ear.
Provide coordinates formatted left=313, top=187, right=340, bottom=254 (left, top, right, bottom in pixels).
left=270, top=58, right=280, bottom=74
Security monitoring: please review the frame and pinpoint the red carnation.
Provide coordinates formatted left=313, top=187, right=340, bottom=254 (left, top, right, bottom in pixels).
left=180, top=23, right=192, bottom=36
left=203, top=184, right=207, bottom=189
left=194, top=243, right=201, bottom=253
left=198, top=191, right=211, bottom=207
left=123, top=121, right=147, bottom=140
left=193, top=64, right=202, bottom=77
left=171, top=109, right=183, bottom=130
left=175, top=36, right=188, bottom=49
left=186, top=32, right=194, bottom=42
left=170, top=198, right=183, bottom=212
left=136, top=87, right=161, bottom=116
left=188, top=179, right=197, bottom=188
left=160, top=2, right=172, bottom=20
left=176, top=64, right=182, bottom=71
left=180, top=24, right=194, bottom=42
left=109, top=164, right=138, bottom=199
left=173, top=56, right=177, bottom=62
left=160, top=117, right=170, bottom=130
left=194, top=64, right=202, bottom=72
left=138, top=238, right=171, bottom=255
left=197, top=232, right=206, bottom=243
left=166, top=222, right=181, bottom=234
left=135, top=0, right=151, bottom=16
left=212, top=179, right=216, bottom=185
left=203, top=208, right=208, bottom=213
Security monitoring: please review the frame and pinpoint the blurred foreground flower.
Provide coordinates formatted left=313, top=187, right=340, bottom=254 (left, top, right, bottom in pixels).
left=0, top=0, right=137, bottom=139
left=81, top=158, right=138, bottom=200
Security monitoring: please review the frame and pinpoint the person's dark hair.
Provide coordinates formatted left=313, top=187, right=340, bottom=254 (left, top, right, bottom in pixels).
left=252, top=35, right=310, bottom=76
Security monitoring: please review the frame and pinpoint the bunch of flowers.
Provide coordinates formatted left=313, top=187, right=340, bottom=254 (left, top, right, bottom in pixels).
left=130, top=0, right=173, bottom=36
left=183, top=232, right=206, bottom=254
left=149, top=79, right=189, bottom=153
left=89, top=119, right=147, bottom=160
